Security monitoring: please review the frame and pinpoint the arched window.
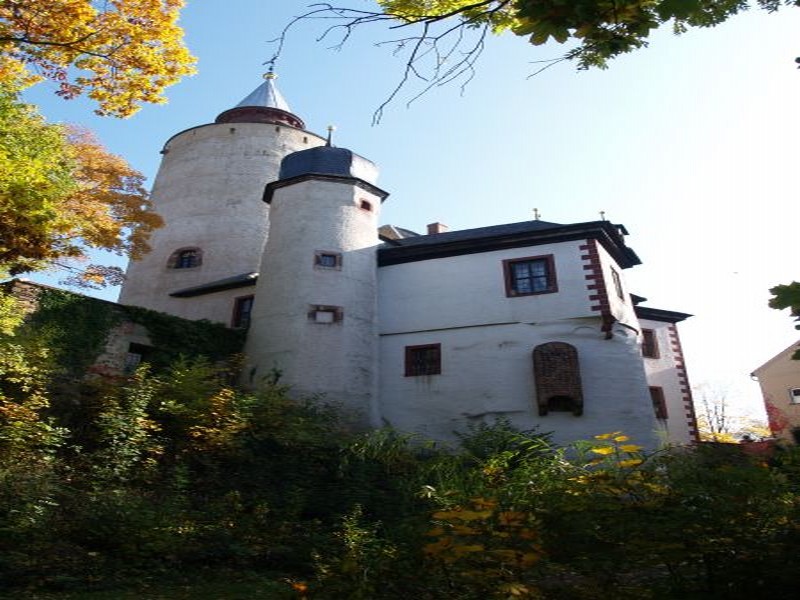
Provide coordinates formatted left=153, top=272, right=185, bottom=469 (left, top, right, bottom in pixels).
left=168, top=247, right=202, bottom=269
left=532, top=342, right=584, bottom=416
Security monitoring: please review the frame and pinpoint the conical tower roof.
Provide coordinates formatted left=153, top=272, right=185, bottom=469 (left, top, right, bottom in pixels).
left=215, top=72, right=305, bottom=128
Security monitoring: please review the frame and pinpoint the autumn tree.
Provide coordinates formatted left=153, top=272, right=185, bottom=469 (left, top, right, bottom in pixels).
left=694, top=383, right=771, bottom=442
left=0, top=83, right=161, bottom=286
left=769, top=282, right=800, bottom=357
left=282, top=1, right=799, bottom=120
left=0, top=0, right=195, bottom=117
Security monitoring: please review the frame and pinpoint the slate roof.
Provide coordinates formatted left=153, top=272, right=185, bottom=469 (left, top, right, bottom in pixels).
left=235, top=74, right=291, bottom=111
left=279, top=146, right=378, bottom=184
left=634, top=306, right=692, bottom=323
left=378, top=219, right=641, bottom=268
left=170, top=272, right=258, bottom=298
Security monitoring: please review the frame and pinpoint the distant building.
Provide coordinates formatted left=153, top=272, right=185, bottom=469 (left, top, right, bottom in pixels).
left=103, top=74, right=697, bottom=447
left=752, top=341, right=800, bottom=443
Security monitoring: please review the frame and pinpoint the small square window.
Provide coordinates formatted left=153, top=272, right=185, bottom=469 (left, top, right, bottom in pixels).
left=790, top=388, right=800, bottom=404
left=503, top=255, right=557, bottom=297
left=641, top=329, right=659, bottom=359
left=359, top=199, right=373, bottom=212
left=314, top=251, right=342, bottom=269
left=308, top=305, right=343, bottom=324
left=405, top=344, right=441, bottom=377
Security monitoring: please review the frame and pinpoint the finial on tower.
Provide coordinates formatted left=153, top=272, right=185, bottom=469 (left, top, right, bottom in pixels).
left=599, top=210, right=606, bottom=221
left=326, top=125, right=336, bottom=147
left=533, top=208, right=541, bottom=221
left=215, top=65, right=305, bottom=129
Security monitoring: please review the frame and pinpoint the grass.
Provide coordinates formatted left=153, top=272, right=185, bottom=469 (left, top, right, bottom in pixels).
left=0, top=571, right=297, bottom=600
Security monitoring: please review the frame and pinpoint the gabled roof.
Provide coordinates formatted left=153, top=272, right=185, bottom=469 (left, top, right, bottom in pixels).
left=752, top=339, right=800, bottom=376
left=378, top=220, right=640, bottom=268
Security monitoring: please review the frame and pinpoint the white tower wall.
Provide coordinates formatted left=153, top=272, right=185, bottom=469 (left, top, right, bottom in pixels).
left=244, top=178, right=383, bottom=426
left=119, top=123, right=325, bottom=322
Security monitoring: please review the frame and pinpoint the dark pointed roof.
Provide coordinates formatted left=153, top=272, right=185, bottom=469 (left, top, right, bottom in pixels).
left=215, top=72, right=304, bottom=128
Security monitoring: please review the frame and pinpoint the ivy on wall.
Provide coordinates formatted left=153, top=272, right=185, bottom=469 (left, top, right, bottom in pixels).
left=19, top=287, right=244, bottom=377
left=25, top=289, right=122, bottom=376
left=122, top=305, right=244, bottom=370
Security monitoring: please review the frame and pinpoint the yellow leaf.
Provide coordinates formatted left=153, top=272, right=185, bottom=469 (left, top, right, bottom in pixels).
left=452, top=544, right=484, bottom=555
left=590, top=446, right=614, bottom=455
left=452, top=525, right=479, bottom=535
left=619, top=444, right=643, bottom=453
left=613, top=435, right=630, bottom=442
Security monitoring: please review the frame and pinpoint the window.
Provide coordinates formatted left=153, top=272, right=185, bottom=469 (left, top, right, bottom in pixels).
left=503, top=255, right=557, bottom=297
left=168, top=247, right=202, bottom=269
left=308, top=304, right=343, bottom=324
left=314, top=251, right=342, bottom=269
left=650, top=386, right=668, bottom=420
left=359, top=199, right=373, bottom=212
left=405, top=344, right=441, bottom=376
left=124, top=343, right=152, bottom=374
left=611, top=268, right=624, bottom=300
left=232, top=295, right=254, bottom=329
left=641, top=329, right=659, bottom=358
left=532, top=342, right=583, bottom=416
left=790, top=388, right=800, bottom=404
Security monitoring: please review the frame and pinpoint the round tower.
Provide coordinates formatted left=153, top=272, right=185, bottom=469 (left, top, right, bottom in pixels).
left=119, top=73, right=326, bottom=323
left=244, top=144, right=389, bottom=427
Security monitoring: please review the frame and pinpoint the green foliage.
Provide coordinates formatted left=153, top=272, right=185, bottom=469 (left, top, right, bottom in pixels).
left=0, top=82, right=77, bottom=275
left=769, top=281, right=800, bottom=358
left=24, top=288, right=121, bottom=376
left=122, top=305, right=245, bottom=369
left=0, top=83, right=160, bottom=284
left=3, top=354, right=800, bottom=599
left=374, top=1, right=799, bottom=70
left=0, top=289, right=22, bottom=335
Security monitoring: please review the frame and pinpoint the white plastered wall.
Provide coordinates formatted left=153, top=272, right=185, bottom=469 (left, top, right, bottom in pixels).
left=119, top=122, right=325, bottom=322
left=377, top=241, right=658, bottom=448
left=638, top=318, right=695, bottom=445
left=245, top=179, right=383, bottom=427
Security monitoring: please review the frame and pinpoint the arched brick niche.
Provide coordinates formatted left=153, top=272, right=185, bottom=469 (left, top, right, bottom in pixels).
left=532, top=342, right=584, bottom=416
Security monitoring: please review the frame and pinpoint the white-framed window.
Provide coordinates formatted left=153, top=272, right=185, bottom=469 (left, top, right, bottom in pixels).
left=790, top=388, right=800, bottom=404
left=314, top=250, right=342, bottom=270
left=307, top=304, right=343, bottom=324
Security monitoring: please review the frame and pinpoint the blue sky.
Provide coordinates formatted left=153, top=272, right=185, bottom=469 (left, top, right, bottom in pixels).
left=21, top=1, right=800, bottom=419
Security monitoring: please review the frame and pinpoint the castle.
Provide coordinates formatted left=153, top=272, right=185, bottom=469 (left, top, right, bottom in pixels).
left=117, top=73, right=698, bottom=447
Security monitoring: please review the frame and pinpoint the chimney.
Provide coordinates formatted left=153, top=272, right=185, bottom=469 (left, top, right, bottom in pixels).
left=427, top=222, right=449, bottom=235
